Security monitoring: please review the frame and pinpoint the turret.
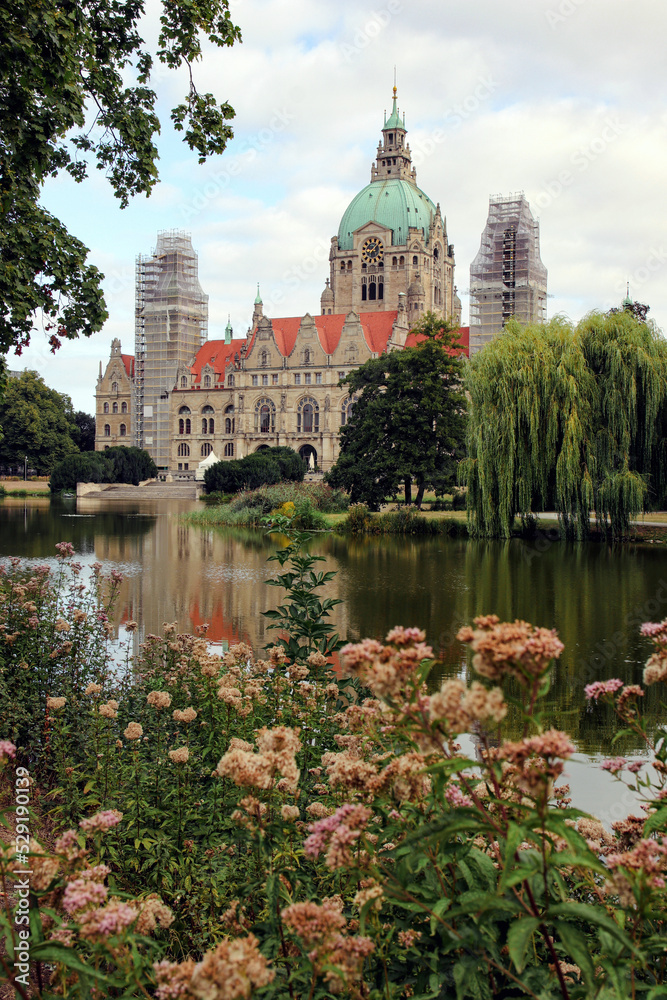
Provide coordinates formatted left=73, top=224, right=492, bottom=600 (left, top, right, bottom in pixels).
left=372, top=87, right=414, bottom=183
left=320, top=279, right=334, bottom=315
left=252, top=283, right=263, bottom=329
left=224, top=315, right=233, bottom=345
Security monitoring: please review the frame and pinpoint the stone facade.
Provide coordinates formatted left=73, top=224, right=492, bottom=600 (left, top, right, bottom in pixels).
left=95, top=339, right=134, bottom=450
left=167, top=305, right=416, bottom=473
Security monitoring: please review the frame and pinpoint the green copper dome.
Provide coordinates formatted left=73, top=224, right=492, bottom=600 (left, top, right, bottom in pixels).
left=337, top=178, right=437, bottom=252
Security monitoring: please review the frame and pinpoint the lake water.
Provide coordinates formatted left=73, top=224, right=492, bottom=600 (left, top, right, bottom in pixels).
left=2, top=494, right=666, bottom=824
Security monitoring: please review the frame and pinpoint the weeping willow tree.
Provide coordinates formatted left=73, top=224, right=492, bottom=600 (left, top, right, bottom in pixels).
left=463, top=311, right=667, bottom=539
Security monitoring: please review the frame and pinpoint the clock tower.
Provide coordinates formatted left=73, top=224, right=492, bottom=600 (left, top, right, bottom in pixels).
left=321, top=88, right=460, bottom=325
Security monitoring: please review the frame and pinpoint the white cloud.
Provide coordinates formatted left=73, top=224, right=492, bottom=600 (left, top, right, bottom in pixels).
left=22, top=0, right=667, bottom=412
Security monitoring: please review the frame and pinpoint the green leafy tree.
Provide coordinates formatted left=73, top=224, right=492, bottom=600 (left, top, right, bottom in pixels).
left=72, top=411, right=96, bottom=451
left=0, top=370, right=79, bottom=473
left=463, top=310, right=667, bottom=539
left=0, top=0, right=241, bottom=356
left=204, top=447, right=305, bottom=494
left=103, top=446, right=157, bottom=485
left=49, top=451, right=111, bottom=492
left=327, top=313, right=468, bottom=509
left=50, top=445, right=156, bottom=490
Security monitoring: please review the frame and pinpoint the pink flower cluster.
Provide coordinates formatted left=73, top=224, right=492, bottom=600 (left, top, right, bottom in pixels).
left=444, top=784, right=473, bottom=808
left=304, top=802, right=372, bottom=869
left=340, top=628, right=433, bottom=699
left=63, top=878, right=109, bottom=914
left=640, top=620, right=667, bottom=639
left=457, top=615, right=564, bottom=684
left=0, top=739, right=16, bottom=762
left=584, top=678, right=624, bottom=700
left=601, top=757, right=627, bottom=772
left=79, top=809, right=123, bottom=835
left=55, top=541, right=75, bottom=558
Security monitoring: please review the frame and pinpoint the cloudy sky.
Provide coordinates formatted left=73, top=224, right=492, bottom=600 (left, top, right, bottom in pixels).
left=21, top=0, right=667, bottom=412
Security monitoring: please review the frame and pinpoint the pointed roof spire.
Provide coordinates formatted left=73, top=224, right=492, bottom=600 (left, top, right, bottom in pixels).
left=254, top=282, right=262, bottom=305
left=384, top=80, right=404, bottom=131
left=224, top=314, right=233, bottom=344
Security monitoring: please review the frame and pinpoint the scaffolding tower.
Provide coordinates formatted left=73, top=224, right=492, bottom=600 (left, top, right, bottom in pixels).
left=469, top=194, right=547, bottom=354
left=134, top=232, right=208, bottom=468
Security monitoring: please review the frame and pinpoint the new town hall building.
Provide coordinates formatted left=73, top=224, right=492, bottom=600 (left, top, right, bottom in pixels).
left=95, top=90, right=470, bottom=474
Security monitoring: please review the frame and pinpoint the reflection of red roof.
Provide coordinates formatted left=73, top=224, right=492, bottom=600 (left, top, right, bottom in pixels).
left=189, top=601, right=248, bottom=644
left=405, top=325, right=469, bottom=357
left=121, top=354, right=135, bottom=377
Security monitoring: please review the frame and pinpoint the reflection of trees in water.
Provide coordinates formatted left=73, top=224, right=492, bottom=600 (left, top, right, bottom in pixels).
left=0, top=498, right=155, bottom=558
left=2, top=502, right=666, bottom=756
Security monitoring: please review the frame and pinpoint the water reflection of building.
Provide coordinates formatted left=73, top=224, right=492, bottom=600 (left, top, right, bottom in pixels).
left=82, top=499, right=353, bottom=654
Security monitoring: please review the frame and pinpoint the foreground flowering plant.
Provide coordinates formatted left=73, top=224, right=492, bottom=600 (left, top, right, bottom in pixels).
left=1, top=542, right=667, bottom=998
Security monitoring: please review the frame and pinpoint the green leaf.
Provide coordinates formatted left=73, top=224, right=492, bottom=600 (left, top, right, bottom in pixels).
left=507, top=916, right=540, bottom=973
left=31, top=943, right=117, bottom=983
left=556, top=921, right=596, bottom=987
left=644, top=805, right=667, bottom=835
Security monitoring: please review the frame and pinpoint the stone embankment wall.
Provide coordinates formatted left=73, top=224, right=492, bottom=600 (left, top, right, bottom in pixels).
left=76, top=481, right=202, bottom=499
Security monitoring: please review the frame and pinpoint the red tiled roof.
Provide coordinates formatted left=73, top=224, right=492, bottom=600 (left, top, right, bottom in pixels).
left=121, top=354, right=135, bottom=378
left=404, top=325, right=469, bottom=357
left=269, top=312, right=399, bottom=357
left=187, top=319, right=468, bottom=378
left=189, top=338, right=247, bottom=384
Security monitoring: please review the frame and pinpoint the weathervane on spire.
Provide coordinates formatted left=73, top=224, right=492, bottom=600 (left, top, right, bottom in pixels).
left=393, top=65, right=397, bottom=99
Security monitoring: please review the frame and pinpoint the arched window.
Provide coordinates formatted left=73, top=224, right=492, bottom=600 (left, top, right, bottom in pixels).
left=121, top=401, right=127, bottom=413
left=111, top=381, right=118, bottom=393
left=103, top=402, right=109, bottom=414
left=413, top=255, right=418, bottom=266
left=224, top=403, right=235, bottom=434
left=112, top=401, right=118, bottom=413
left=224, top=442, right=234, bottom=457
left=368, top=279, right=376, bottom=301
left=303, top=348, right=311, bottom=365
left=378, top=281, right=384, bottom=301
left=186, top=418, right=191, bottom=434
left=202, top=405, right=214, bottom=435
left=201, top=443, right=213, bottom=457
left=340, top=261, right=345, bottom=271
left=347, top=260, right=352, bottom=271
left=254, top=397, right=276, bottom=434
left=392, top=256, right=397, bottom=266
left=179, top=419, right=184, bottom=435
left=178, top=443, right=190, bottom=457
left=399, top=256, right=405, bottom=267
left=181, top=375, right=188, bottom=388
left=361, top=277, right=367, bottom=302
left=340, top=399, right=355, bottom=426
left=203, top=374, right=211, bottom=388
left=120, top=424, right=126, bottom=436
left=104, top=424, right=110, bottom=437
left=227, top=373, right=234, bottom=387
left=179, top=406, right=191, bottom=415
left=434, top=246, right=439, bottom=261
left=297, top=396, right=319, bottom=433
left=260, top=350, right=269, bottom=367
